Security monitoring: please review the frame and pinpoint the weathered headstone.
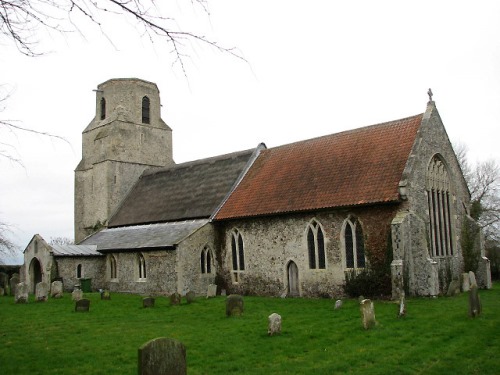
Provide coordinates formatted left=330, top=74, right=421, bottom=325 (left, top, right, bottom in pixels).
left=226, top=294, right=244, bottom=317
left=206, top=284, right=217, bottom=298
left=268, top=313, right=282, bottom=336
left=170, top=292, right=181, bottom=306
left=138, top=337, right=186, bottom=375
left=334, top=300, right=343, bottom=310
left=75, top=298, right=90, bottom=312
left=15, top=282, right=29, bottom=303
left=9, top=275, right=20, bottom=296
left=143, top=297, right=155, bottom=308
left=461, top=273, right=471, bottom=292
left=221, top=289, right=227, bottom=296
left=72, top=288, right=83, bottom=301
left=35, top=281, right=49, bottom=302
left=398, top=291, right=406, bottom=318
left=360, top=299, right=377, bottom=330
left=446, top=280, right=461, bottom=297
left=469, top=271, right=477, bottom=288
left=51, top=280, right=64, bottom=298
left=0, top=271, right=9, bottom=288
left=185, top=291, right=196, bottom=304
left=468, top=284, right=481, bottom=318
left=101, top=290, right=111, bottom=300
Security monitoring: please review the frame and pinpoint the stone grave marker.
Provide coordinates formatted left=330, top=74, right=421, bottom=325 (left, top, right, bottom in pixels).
left=468, top=284, right=481, bottom=318
left=469, top=271, right=477, bottom=288
left=35, top=281, right=49, bottom=302
left=360, top=299, right=377, bottom=330
left=221, top=289, right=227, bottom=296
left=75, top=298, right=90, bottom=312
left=9, top=275, right=20, bottom=296
left=398, top=291, right=406, bottom=318
left=446, top=280, right=461, bottom=296
left=206, top=284, right=217, bottom=298
left=226, top=294, right=244, bottom=317
left=72, top=288, right=83, bottom=301
left=0, top=287, right=4, bottom=296
left=138, top=337, right=186, bottom=375
left=185, top=291, right=196, bottom=304
left=170, top=292, right=181, bottom=306
left=334, top=300, right=343, bottom=310
left=268, top=313, right=282, bottom=336
left=51, top=280, right=64, bottom=298
left=101, top=290, right=111, bottom=300
left=143, top=297, right=155, bottom=308
left=461, top=273, right=470, bottom=292
left=15, top=282, right=29, bottom=303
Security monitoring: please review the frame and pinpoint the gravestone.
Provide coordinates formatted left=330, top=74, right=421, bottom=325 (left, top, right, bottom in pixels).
left=334, top=300, right=343, bottom=310
left=206, top=284, right=217, bottom=298
left=360, top=299, right=377, bottom=330
left=268, top=313, right=282, bottom=336
left=226, top=294, right=244, bottom=317
left=469, top=271, right=477, bottom=288
left=0, top=287, right=4, bottom=296
left=35, top=281, right=49, bottom=302
left=9, top=275, right=20, bottom=296
left=468, top=284, right=481, bottom=318
left=138, top=337, right=186, bottom=375
left=51, top=281, right=64, bottom=298
left=0, top=271, right=8, bottom=288
left=75, top=298, right=90, bottom=312
left=221, top=289, right=227, bottom=296
left=170, top=292, right=181, bottom=306
left=15, top=282, right=29, bottom=303
left=398, top=291, right=406, bottom=318
left=143, top=297, right=155, bottom=308
left=446, top=280, right=461, bottom=296
left=461, top=273, right=470, bottom=292
left=185, top=291, right=196, bottom=304
left=101, top=290, right=111, bottom=300
left=72, top=288, right=83, bottom=301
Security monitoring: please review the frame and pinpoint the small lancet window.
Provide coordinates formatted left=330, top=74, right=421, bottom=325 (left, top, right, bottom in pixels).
left=138, top=254, right=147, bottom=280
left=76, top=264, right=83, bottom=278
left=142, top=96, right=150, bottom=124
left=100, top=97, right=106, bottom=120
left=307, top=220, right=326, bottom=269
left=108, top=255, right=117, bottom=279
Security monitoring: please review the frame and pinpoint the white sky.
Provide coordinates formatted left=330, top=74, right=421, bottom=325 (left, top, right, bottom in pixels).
left=1, top=1, right=499, bottom=263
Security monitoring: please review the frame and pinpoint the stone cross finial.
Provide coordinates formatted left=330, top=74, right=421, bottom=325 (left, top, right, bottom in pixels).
left=427, top=88, right=433, bottom=102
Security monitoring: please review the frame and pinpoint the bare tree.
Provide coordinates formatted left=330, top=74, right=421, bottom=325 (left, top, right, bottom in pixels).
left=49, top=236, right=74, bottom=245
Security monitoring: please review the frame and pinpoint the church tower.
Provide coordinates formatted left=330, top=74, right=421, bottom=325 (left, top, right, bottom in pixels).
left=75, top=78, right=174, bottom=243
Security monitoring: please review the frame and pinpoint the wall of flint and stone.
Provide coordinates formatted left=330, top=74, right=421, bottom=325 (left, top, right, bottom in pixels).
left=394, top=102, right=473, bottom=294
left=216, top=205, right=399, bottom=298
left=55, top=256, right=106, bottom=292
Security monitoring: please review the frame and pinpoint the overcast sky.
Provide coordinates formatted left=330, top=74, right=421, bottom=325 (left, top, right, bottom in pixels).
left=1, top=1, right=499, bottom=263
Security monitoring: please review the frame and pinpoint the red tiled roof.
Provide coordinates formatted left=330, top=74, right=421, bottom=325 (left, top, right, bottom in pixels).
left=215, top=114, right=423, bottom=220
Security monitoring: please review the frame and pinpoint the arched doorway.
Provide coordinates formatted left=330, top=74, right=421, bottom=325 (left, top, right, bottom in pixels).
left=29, top=257, right=43, bottom=294
left=287, top=261, right=299, bottom=297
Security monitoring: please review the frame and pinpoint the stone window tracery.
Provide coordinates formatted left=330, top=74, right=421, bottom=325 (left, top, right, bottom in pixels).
left=231, top=229, right=245, bottom=282
left=343, top=217, right=365, bottom=269
left=427, top=154, right=454, bottom=257
left=307, top=220, right=326, bottom=269
left=200, top=246, right=213, bottom=274
left=138, top=253, right=147, bottom=280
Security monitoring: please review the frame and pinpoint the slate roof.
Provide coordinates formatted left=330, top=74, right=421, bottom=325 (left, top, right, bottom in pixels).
left=51, top=244, right=102, bottom=257
left=214, top=114, right=423, bottom=220
left=80, top=220, right=209, bottom=251
left=108, top=148, right=259, bottom=227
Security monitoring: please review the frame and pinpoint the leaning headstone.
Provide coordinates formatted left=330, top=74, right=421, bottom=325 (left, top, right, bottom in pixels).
left=9, top=275, right=20, bottom=296
left=51, top=280, right=64, bottom=298
left=72, top=288, right=83, bottom=301
left=35, top=281, right=49, bottom=302
left=468, top=284, right=481, bottom=318
left=446, top=280, right=461, bottom=297
left=226, top=294, right=244, bottom=317
left=101, top=290, right=111, bottom=300
left=461, top=273, right=471, bottom=292
left=206, top=284, right=217, bottom=298
left=334, top=300, right=343, bottom=310
left=138, top=337, right=186, bottom=375
left=15, top=282, right=29, bottom=303
left=398, top=291, right=406, bottom=318
left=185, top=291, right=196, bottom=304
left=75, top=298, right=90, bottom=312
left=170, top=292, right=182, bottom=306
left=268, top=313, right=282, bottom=336
left=469, top=271, right=477, bottom=288
left=360, top=299, right=377, bottom=330
left=143, top=297, right=155, bottom=308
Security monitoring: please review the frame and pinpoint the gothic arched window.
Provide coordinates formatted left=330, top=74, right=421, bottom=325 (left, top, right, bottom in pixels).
left=108, top=255, right=117, bottom=279
left=231, top=230, right=245, bottom=282
left=343, top=217, right=365, bottom=269
left=142, top=96, right=150, bottom=124
left=200, top=246, right=213, bottom=274
left=307, top=220, right=326, bottom=269
left=427, top=155, right=454, bottom=257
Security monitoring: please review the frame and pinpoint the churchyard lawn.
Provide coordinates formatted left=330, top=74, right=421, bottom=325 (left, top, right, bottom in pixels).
left=0, top=283, right=498, bottom=374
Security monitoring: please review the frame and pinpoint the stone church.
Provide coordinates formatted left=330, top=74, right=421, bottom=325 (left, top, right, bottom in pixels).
left=22, top=78, right=491, bottom=298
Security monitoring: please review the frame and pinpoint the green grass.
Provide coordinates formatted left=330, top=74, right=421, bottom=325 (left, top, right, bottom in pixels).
left=1, top=284, right=499, bottom=374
